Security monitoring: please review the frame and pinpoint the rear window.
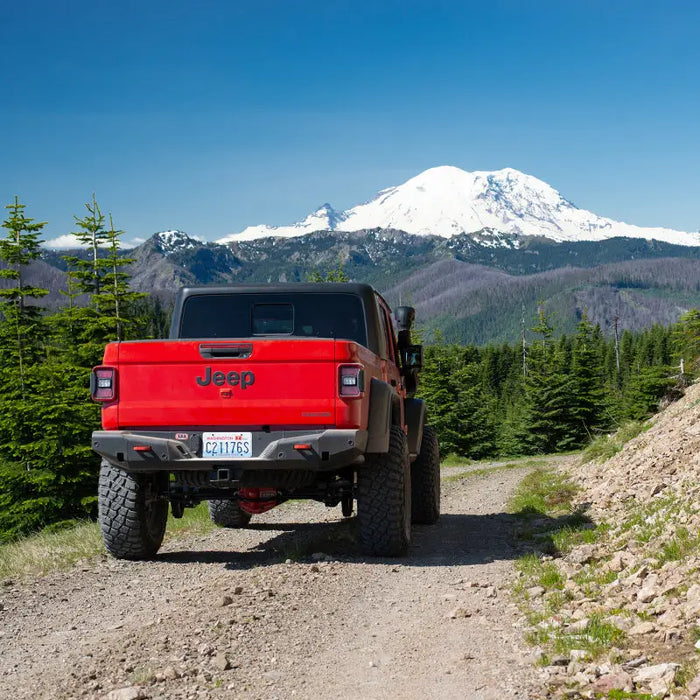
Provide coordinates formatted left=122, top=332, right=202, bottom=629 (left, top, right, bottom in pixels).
left=252, top=303, right=294, bottom=335
left=179, top=293, right=367, bottom=346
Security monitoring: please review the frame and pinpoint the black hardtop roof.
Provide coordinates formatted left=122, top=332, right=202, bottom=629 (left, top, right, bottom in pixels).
left=171, top=283, right=388, bottom=353
left=178, top=282, right=377, bottom=296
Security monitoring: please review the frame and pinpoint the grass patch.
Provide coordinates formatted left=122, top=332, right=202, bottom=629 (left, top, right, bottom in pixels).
left=515, top=552, right=545, bottom=577
left=510, top=468, right=623, bottom=661
left=553, top=615, right=626, bottom=657
left=551, top=519, right=609, bottom=553
left=538, top=563, right=566, bottom=590
left=515, top=554, right=566, bottom=592
left=572, top=566, right=620, bottom=597
left=442, top=453, right=554, bottom=471
left=658, top=526, right=700, bottom=564
left=444, top=462, right=530, bottom=483
left=0, top=502, right=214, bottom=580
left=525, top=613, right=627, bottom=662
left=129, top=666, right=156, bottom=684
left=444, top=457, right=552, bottom=483
left=0, top=521, right=104, bottom=579
left=581, top=420, right=649, bottom=464
left=441, top=453, right=472, bottom=467
left=510, top=468, right=579, bottom=516
left=676, top=662, right=699, bottom=691
left=166, top=502, right=214, bottom=538
left=617, top=495, right=682, bottom=546
left=509, top=468, right=595, bottom=556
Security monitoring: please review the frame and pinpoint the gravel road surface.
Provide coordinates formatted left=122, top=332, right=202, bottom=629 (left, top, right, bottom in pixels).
left=0, top=462, right=554, bottom=700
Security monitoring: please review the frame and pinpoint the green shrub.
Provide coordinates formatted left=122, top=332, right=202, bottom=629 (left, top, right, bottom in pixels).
left=581, top=420, right=648, bottom=463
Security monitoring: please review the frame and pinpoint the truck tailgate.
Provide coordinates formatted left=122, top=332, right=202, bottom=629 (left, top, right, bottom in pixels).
left=105, top=339, right=338, bottom=429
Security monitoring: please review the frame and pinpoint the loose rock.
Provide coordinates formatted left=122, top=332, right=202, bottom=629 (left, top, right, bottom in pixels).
left=591, top=671, right=632, bottom=694
left=101, top=687, right=146, bottom=700
left=212, top=652, right=230, bottom=672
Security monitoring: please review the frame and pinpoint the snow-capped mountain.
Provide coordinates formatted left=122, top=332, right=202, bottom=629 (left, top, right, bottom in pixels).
left=218, top=166, right=700, bottom=247
left=153, top=230, right=202, bottom=255
left=225, top=204, right=347, bottom=242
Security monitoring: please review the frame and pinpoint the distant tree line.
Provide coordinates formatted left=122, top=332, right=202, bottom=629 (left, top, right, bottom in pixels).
left=418, top=307, right=698, bottom=458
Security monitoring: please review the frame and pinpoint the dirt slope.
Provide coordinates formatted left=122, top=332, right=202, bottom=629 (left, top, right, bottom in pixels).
left=517, top=380, right=700, bottom=699
left=0, top=463, right=558, bottom=700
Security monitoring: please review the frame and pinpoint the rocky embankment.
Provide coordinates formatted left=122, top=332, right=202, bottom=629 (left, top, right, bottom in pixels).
left=519, top=381, right=700, bottom=699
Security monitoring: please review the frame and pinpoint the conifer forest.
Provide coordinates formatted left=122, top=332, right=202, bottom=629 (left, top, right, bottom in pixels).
left=1, top=198, right=699, bottom=542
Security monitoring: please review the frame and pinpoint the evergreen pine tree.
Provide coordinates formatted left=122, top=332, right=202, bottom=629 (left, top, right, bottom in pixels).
left=672, top=308, right=700, bottom=375
left=95, top=215, right=147, bottom=341
left=308, top=254, right=349, bottom=282
left=0, top=198, right=60, bottom=541
left=0, top=196, right=49, bottom=392
left=63, top=194, right=111, bottom=295
left=451, top=362, right=497, bottom=458
left=623, top=365, right=676, bottom=419
left=520, top=306, right=577, bottom=453
left=59, top=197, right=145, bottom=364
left=418, top=343, right=460, bottom=455
left=570, top=312, right=608, bottom=441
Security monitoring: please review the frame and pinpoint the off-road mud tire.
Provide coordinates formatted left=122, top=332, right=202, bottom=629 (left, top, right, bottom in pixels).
left=98, top=461, right=168, bottom=560
left=410, top=425, right=441, bottom=524
left=208, top=499, right=252, bottom=528
left=357, top=425, right=411, bottom=557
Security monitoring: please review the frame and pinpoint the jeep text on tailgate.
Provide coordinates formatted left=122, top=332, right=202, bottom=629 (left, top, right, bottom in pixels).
left=91, top=283, right=440, bottom=559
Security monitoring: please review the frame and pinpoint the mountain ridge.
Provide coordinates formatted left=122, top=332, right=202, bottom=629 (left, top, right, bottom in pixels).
left=217, top=166, right=699, bottom=247
left=36, top=229, right=700, bottom=345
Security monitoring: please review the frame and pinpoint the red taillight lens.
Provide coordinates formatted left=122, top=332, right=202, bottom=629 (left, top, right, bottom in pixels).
left=91, top=366, right=117, bottom=402
left=338, top=365, right=365, bottom=398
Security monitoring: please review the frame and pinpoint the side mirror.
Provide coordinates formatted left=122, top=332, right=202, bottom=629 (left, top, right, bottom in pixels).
left=395, top=306, right=416, bottom=333
left=401, top=344, right=423, bottom=371
left=395, top=306, right=416, bottom=351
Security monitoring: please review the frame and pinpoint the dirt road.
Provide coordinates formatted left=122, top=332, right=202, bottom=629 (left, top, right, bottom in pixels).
left=0, top=462, right=554, bottom=700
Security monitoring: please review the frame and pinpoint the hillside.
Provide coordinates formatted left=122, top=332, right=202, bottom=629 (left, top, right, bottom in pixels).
left=384, top=256, right=700, bottom=343
left=38, top=230, right=700, bottom=343
left=514, top=381, right=700, bottom=698
left=0, top=259, right=78, bottom=307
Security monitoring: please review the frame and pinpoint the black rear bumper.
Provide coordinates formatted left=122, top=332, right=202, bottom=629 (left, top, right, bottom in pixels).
left=92, top=428, right=368, bottom=473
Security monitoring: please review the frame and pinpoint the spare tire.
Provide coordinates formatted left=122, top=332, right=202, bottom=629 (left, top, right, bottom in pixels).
left=208, top=499, right=252, bottom=528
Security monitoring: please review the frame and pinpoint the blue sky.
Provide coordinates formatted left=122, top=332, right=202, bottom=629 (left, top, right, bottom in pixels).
left=1, top=0, right=699, bottom=243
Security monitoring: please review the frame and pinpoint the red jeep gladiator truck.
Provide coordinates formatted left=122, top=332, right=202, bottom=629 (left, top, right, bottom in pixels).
left=90, top=283, right=440, bottom=559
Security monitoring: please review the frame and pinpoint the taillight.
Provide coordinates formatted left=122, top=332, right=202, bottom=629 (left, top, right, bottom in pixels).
left=91, top=366, right=117, bottom=402
left=338, top=364, right=365, bottom=398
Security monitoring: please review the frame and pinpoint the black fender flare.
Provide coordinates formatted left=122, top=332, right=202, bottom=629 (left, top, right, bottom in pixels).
left=404, top=397, right=426, bottom=458
left=366, top=379, right=396, bottom=453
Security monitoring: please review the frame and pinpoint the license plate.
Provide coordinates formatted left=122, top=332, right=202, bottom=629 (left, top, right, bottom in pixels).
left=202, top=432, right=253, bottom=459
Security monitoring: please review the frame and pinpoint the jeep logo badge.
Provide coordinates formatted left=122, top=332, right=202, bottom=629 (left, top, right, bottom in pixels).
left=196, top=367, right=255, bottom=389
